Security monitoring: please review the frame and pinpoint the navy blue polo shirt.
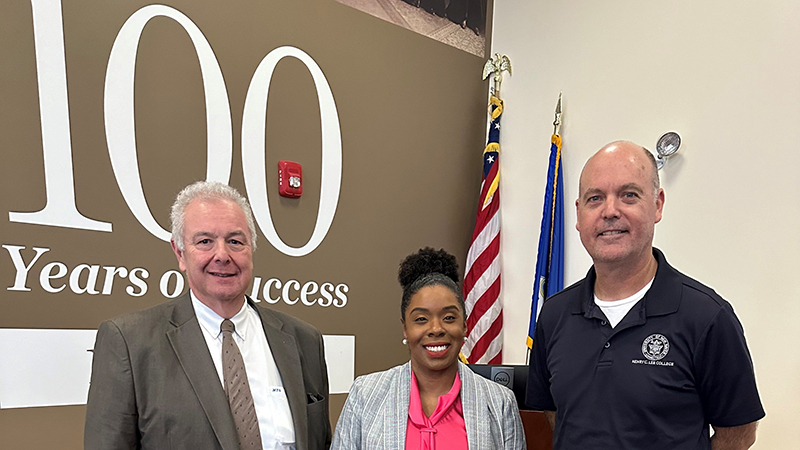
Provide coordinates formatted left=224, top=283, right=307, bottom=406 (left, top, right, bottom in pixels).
left=526, top=248, right=765, bottom=449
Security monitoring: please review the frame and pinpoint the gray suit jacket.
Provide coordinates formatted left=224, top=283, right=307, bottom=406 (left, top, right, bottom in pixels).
left=330, top=361, right=525, bottom=450
left=85, top=293, right=331, bottom=450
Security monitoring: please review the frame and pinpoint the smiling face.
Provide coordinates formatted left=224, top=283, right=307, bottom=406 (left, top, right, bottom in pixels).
left=576, top=142, right=665, bottom=268
left=171, top=198, right=254, bottom=311
left=402, top=285, right=466, bottom=378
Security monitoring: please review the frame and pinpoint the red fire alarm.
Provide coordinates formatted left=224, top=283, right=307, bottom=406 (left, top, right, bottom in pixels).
left=278, top=160, right=302, bottom=198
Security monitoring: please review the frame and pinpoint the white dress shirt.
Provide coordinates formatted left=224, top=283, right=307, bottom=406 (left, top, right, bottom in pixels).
left=191, top=292, right=296, bottom=450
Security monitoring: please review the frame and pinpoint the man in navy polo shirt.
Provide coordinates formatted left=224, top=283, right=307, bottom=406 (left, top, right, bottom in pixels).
left=526, top=141, right=764, bottom=449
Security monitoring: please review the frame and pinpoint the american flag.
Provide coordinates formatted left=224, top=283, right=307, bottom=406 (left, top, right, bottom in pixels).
left=461, top=95, right=503, bottom=364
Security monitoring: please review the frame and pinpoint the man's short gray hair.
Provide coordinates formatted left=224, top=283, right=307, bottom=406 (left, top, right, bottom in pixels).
left=170, top=181, right=258, bottom=251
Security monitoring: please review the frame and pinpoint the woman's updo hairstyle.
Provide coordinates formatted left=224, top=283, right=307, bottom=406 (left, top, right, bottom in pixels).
left=398, top=247, right=465, bottom=321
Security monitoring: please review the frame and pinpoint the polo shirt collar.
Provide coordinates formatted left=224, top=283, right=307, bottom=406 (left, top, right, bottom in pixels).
left=574, top=248, right=682, bottom=318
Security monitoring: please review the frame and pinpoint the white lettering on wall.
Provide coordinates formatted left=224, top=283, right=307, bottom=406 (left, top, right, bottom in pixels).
left=2, top=245, right=51, bottom=291
left=10, top=3, right=342, bottom=258
left=282, top=279, right=301, bottom=305
left=102, top=266, right=129, bottom=295
left=318, top=282, right=334, bottom=307
left=251, top=276, right=348, bottom=308
left=127, top=268, right=149, bottom=297
left=334, top=283, right=348, bottom=308
left=242, top=46, right=342, bottom=257
left=261, top=278, right=282, bottom=304
left=68, top=264, right=101, bottom=295
left=4, top=245, right=155, bottom=297
left=8, top=0, right=112, bottom=232
left=4, top=245, right=350, bottom=307
left=159, top=270, right=185, bottom=298
left=39, top=261, right=67, bottom=293
left=300, top=281, right=319, bottom=306
left=104, top=5, right=233, bottom=241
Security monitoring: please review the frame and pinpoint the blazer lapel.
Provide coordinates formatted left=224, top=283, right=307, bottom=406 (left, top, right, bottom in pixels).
left=254, top=302, right=309, bottom=450
left=166, top=294, right=240, bottom=450
left=390, top=363, right=412, bottom=450
left=459, top=363, right=481, bottom=449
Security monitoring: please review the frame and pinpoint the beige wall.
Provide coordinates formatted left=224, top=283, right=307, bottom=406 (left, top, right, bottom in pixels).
left=494, top=1, right=799, bottom=447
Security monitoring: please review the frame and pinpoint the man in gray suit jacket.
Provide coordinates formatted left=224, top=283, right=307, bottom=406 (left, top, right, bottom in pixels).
left=85, top=181, right=331, bottom=450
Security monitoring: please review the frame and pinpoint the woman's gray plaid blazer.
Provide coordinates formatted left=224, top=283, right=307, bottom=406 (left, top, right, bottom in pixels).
left=331, top=361, right=526, bottom=449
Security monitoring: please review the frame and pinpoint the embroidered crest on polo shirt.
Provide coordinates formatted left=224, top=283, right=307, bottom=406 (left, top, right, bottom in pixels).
left=642, top=334, right=670, bottom=360
left=631, top=334, right=675, bottom=366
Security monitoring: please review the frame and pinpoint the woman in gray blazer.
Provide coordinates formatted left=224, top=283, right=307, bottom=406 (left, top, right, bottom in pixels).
left=331, top=248, right=525, bottom=450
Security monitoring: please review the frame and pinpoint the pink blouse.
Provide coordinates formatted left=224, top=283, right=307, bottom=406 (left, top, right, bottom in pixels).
left=405, top=371, right=469, bottom=450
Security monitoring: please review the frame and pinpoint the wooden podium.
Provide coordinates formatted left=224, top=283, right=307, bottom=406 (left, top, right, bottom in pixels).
left=520, top=411, right=553, bottom=450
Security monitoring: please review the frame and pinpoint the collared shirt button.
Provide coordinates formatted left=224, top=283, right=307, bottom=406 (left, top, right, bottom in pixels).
left=601, top=320, right=608, bottom=326
left=604, top=342, right=611, bottom=349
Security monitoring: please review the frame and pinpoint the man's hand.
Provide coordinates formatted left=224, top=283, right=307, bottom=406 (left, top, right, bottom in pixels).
left=711, top=421, right=759, bottom=450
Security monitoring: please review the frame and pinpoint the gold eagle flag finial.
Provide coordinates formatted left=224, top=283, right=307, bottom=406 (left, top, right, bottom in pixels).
left=482, top=53, right=512, bottom=96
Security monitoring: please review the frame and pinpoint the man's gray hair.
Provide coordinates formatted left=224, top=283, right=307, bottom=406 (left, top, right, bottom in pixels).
left=170, top=181, right=258, bottom=251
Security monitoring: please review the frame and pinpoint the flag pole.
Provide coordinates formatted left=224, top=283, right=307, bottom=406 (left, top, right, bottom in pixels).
left=461, top=54, right=512, bottom=365
left=553, top=91, right=562, bottom=136
left=527, top=92, right=567, bottom=362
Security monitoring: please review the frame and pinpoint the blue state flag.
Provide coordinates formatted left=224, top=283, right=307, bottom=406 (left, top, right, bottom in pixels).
left=527, top=135, right=565, bottom=348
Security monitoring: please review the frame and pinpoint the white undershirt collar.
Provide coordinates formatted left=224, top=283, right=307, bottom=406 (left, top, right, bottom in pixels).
left=594, top=277, right=655, bottom=328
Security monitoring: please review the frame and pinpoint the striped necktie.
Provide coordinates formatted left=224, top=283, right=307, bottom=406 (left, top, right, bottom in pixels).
left=221, top=319, right=262, bottom=450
